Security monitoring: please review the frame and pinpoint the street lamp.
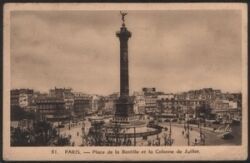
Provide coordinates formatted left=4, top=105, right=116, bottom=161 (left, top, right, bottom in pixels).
left=202, top=117, right=206, bottom=145
left=186, top=114, right=190, bottom=146
left=199, top=117, right=202, bottom=144
left=81, top=122, right=85, bottom=146
left=134, top=126, right=136, bottom=146
left=169, top=118, right=172, bottom=146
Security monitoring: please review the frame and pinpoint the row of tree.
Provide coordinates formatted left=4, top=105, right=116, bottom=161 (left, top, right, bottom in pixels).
left=11, top=120, right=71, bottom=146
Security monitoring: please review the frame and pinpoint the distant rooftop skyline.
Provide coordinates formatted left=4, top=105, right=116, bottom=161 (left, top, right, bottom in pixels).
left=11, top=10, right=242, bottom=95
left=10, top=86, right=241, bottom=96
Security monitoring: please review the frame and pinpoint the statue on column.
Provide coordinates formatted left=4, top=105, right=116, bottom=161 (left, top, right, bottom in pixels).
left=120, top=11, right=128, bottom=25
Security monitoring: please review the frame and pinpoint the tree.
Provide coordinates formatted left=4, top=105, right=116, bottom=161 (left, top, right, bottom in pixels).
left=197, top=103, right=211, bottom=119
left=55, top=136, right=71, bottom=146
left=88, top=121, right=105, bottom=146
left=11, top=120, right=60, bottom=146
left=32, top=120, right=55, bottom=145
left=112, top=122, right=122, bottom=146
left=11, top=106, right=35, bottom=121
left=11, top=127, right=34, bottom=146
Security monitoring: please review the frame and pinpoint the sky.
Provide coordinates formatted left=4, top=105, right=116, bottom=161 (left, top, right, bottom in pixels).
left=10, top=10, right=242, bottom=95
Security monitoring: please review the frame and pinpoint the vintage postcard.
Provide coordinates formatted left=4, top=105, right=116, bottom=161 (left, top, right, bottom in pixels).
left=3, top=3, right=248, bottom=161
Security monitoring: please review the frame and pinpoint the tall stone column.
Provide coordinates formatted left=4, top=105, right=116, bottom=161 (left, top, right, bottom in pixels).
left=116, top=24, right=131, bottom=98
left=115, top=13, right=134, bottom=119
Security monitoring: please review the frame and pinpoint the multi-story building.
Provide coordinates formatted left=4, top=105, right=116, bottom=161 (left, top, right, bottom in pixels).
left=35, top=96, right=68, bottom=121
left=49, top=87, right=72, bottom=98
left=11, top=89, right=34, bottom=110
left=11, top=90, right=20, bottom=107
left=103, top=98, right=116, bottom=115
left=210, top=99, right=238, bottom=112
left=142, top=88, right=158, bottom=114
left=18, top=93, right=29, bottom=108
left=177, top=88, right=222, bottom=101
left=73, top=93, right=100, bottom=116
left=133, top=92, right=146, bottom=114
left=142, top=87, right=156, bottom=94
left=90, top=95, right=100, bottom=113
left=102, top=93, right=119, bottom=115
left=210, top=98, right=240, bottom=120
left=73, top=94, right=90, bottom=117
left=157, top=94, right=175, bottom=101
left=50, top=87, right=74, bottom=110
left=157, top=96, right=206, bottom=116
left=231, top=93, right=242, bottom=101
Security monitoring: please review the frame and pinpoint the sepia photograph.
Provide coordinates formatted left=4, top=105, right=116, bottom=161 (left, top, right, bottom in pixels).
left=3, top=3, right=248, bottom=161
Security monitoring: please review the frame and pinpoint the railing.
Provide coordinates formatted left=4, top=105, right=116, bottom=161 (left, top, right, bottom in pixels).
left=105, top=125, right=162, bottom=138
left=105, top=129, right=161, bottom=138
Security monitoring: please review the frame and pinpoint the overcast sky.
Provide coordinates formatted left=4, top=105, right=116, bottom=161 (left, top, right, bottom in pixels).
left=11, top=10, right=242, bottom=95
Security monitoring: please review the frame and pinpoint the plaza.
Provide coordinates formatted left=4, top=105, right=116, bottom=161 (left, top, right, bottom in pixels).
left=57, top=116, right=241, bottom=146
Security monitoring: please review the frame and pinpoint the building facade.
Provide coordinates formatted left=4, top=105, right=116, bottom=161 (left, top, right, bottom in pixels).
left=143, top=88, right=157, bottom=114
left=11, top=89, right=34, bottom=111
left=35, top=96, right=68, bottom=121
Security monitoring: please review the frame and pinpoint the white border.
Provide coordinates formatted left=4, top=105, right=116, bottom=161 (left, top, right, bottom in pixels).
left=3, top=3, right=248, bottom=161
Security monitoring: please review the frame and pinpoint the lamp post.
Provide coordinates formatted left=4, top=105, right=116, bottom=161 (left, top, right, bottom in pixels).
left=199, top=117, right=202, bottom=144
left=187, top=115, right=190, bottom=146
left=123, top=129, right=126, bottom=145
left=169, top=119, right=172, bottom=146
left=203, top=117, right=206, bottom=145
left=114, top=121, right=119, bottom=146
left=81, top=122, right=85, bottom=146
left=134, top=126, right=136, bottom=146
